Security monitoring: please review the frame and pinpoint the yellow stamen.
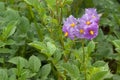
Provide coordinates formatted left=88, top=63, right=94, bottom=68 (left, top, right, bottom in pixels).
left=64, top=32, right=68, bottom=37
left=79, top=29, right=84, bottom=34
left=70, top=23, right=75, bottom=27
left=90, top=30, right=94, bottom=35
left=86, top=21, right=91, bottom=25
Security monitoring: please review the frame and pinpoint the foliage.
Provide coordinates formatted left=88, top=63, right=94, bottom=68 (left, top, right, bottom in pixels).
left=0, top=0, right=120, bottom=80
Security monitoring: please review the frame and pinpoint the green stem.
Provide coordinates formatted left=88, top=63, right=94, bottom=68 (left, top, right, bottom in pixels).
left=55, top=0, right=64, bottom=49
left=60, top=7, right=62, bottom=24
left=29, top=6, right=43, bottom=41
left=82, top=40, right=87, bottom=80
left=56, top=0, right=59, bottom=20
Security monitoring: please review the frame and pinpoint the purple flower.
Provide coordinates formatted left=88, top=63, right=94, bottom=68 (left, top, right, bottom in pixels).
left=62, top=8, right=100, bottom=40
left=85, top=8, right=100, bottom=23
left=75, top=8, right=100, bottom=40
left=75, top=22, right=98, bottom=40
left=78, top=14, right=99, bottom=28
left=62, top=15, right=78, bottom=39
left=78, top=14, right=93, bottom=27
left=74, top=24, right=86, bottom=39
left=63, top=15, right=78, bottom=28
left=62, top=25, right=75, bottom=39
left=84, top=23, right=98, bottom=40
left=85, top=8, right=97, bottom=15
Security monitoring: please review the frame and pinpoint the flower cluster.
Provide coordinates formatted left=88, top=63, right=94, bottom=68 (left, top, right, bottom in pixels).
left=62, top=8, right=100, bottom=40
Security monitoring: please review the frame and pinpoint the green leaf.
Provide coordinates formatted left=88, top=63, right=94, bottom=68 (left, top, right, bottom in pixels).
left=87, top=40, right=95, bottom=55
left=9, top=75, right=16, bottom=80
left=64, top=0, right=73, bottom=5
left=112, top=40, right=120, bottom=53
left=24, top=0, right=33, bottom=5
left=89, top=62, right=112, bottom=80
left=95, top=40, right=113, bottom=59
left=8, top=57, right=28, bottom=69
left=0, top=41, right=5, bottom=47
left=2, top=21, right=18, bottom=41
left=29, top=55, right=41, bottom=72
left=62, top=62, right=80, bottom=79
left=40, top=64, right=51, bottom=79
left=93, top=61, right=106, bottom=67
left=18, top=16, right=30, bottom=34
left=46, top=42, right=56, bottom=56
left=0, top=69, right=8, bottom=80
left=24, top=0, right=40, bottom=7
left=28, top=41, right=48, bottom=55
left=8, top=68, right=17, bottom=80
left=24, top=0, right=46, bottom=18
left=115, top=48, right=120, bottom=53
left=53, top=49, right=62, bottom=63
left=45, top=0, right=56, bottom=11
left=29, top=41, right=56, bottom=57
left=19, top=69, right=32, bottom=80
left=4, top=8, right=20, bottom=23
left=113, top=74, right=120, bottom=80
left=112, top=40, right=120, bottom=48
left=8, top=57, right=28, bottom=77
left=95, top=29, right=105, bottom=41
left=0, top=58, right=4, bottom=63
left=0, top=2, right=5, bottom=11
left=91, top=71, right=108, bottom=80
left=0, top=48, right=13, bottom=54
left=29, top=41, right=46, bottom=50
left=5, top=39, right=16, bottom=45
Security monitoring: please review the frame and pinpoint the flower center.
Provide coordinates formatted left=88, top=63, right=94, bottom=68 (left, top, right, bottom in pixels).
left=79, top=29, right=84, bottom=34
left=64, top=32, right=68, bottom=37
left=90, top=30, right=94, bottom=35
left=92, top=15, right=96, bottom=18
left=70, top=23, right=75, bottom=27
left=86, top=21, right=91, bottom=25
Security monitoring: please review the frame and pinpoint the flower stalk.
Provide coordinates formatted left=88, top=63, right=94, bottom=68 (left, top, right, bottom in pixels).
left=62, top=8, right=100, bottom=80
left=82, top=40, right=87, bottom=80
